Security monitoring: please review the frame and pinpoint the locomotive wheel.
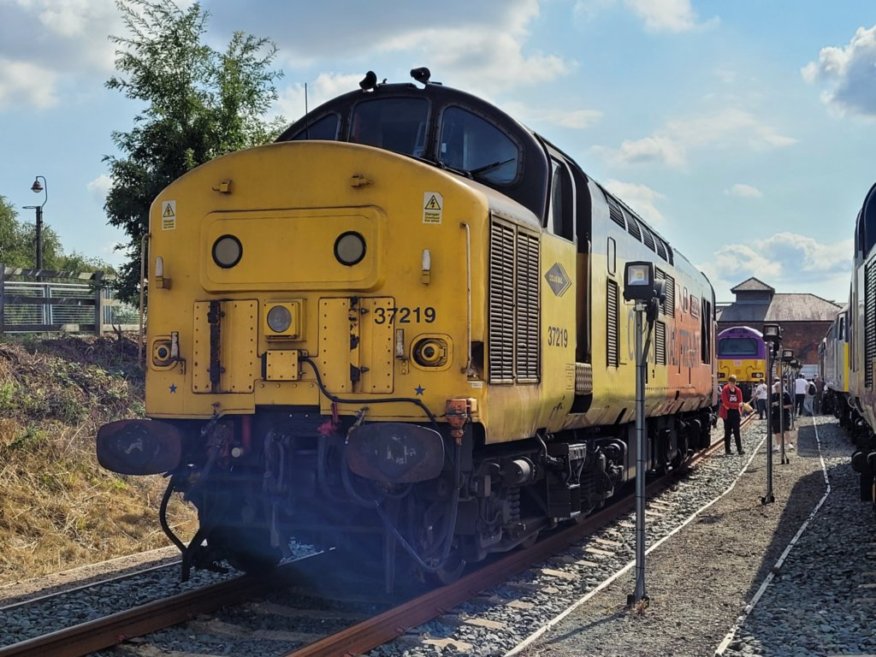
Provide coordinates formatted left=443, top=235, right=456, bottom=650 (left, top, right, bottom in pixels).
left=432, top=553, right=467, bottom=585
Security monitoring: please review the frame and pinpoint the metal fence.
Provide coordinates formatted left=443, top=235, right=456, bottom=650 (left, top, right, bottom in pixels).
left=0, top=265, right=138, bottom=335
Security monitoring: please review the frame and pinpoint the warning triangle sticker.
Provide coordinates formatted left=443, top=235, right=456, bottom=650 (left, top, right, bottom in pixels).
left=163, top=204, right=175, bottom=217
left=425, top=195, right=441, bottom=210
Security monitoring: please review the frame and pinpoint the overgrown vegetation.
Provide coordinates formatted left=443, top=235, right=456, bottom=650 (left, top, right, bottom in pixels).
left=0, top=335, right=196, bottom=584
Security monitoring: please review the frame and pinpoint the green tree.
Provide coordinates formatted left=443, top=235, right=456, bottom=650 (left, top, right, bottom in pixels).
left=2, top=195, right=112, bottom=273
left=104, top=0, right=284, bottom=301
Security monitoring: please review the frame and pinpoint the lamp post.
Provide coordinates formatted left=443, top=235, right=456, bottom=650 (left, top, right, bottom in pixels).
left=781, top=350, right=795, bottom=465
left=762, top=323, right=782, bottom=505
left=622, top=261, right=665, bottom=608
left=22, top=176, right=47, bottom=271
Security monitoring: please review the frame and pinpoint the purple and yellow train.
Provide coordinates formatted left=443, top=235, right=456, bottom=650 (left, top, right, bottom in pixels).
left=716, top=326, right=767, bottom=401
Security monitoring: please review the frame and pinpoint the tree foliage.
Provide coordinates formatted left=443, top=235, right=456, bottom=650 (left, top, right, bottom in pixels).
left=0, top=195, right=106, bottom=272
left=104, top=0, right=284, bottom=301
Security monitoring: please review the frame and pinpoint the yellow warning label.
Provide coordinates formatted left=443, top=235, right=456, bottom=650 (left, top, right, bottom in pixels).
left=161, top=200, right=176, bottom=230
left=423, top=192, right=443, bottom=224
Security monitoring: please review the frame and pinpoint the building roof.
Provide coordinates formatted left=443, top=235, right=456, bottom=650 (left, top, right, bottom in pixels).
left=731, top=277, right=775, bottom=293
left=718, top=292, right=841, bottom=323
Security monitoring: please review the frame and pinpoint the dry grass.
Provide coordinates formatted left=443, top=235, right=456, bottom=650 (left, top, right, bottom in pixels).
left=0, top=335, right=197, bottom=585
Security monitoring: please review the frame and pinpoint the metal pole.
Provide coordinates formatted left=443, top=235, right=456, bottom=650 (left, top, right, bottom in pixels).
left=762, top=345, right=775, bottom=504
left=630, top=301, right=648, bottom=605
left=35, top=205, right=43, bottom=271
left=780, top=363, right=788, bottom=464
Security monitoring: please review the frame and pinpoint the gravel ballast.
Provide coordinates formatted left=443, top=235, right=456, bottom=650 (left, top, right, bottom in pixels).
left=508, top=415, right=875, bottom=657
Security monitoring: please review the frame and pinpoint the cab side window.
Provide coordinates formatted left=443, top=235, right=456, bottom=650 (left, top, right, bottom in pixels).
left=288, top=114, right=339, bottom=141
left=546, top=158, right=574, bottom=241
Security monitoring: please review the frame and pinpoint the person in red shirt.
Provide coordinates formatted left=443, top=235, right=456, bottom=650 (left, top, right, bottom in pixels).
left=721, top=375, right=745, bottom=455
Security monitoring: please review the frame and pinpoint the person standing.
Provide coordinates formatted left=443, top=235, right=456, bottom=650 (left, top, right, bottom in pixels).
left=794, top=373, right=808, bottom=416
left=753, top=380, right=768, bottom=420
left=721, top=375, right=745, bottom=455
left=771, top=381, right=794, bottom=451
left=814, top=375, right=825, bottom=415
left=803, top=379, right=816, bottom=416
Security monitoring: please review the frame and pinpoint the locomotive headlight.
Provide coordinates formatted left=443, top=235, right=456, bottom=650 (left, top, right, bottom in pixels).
left=413, top=337, right=448, bottom=367
left=334, top=231, right=366, bottom=266
left=212, top=235, right=243, bottom=268
left=264, top=301, right=302, bottom=339
left=267, top=305, right=292, bottom=333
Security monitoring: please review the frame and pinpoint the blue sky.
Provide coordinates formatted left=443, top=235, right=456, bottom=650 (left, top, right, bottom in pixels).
left=1, top=0, right=874, bottom=304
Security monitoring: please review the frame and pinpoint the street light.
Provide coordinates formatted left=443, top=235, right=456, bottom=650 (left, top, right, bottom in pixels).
left=22, top=175, right=47, bottom=270
left=762, top=323, right=782, bottom=505
left=623, top=260, right=665, bottom=609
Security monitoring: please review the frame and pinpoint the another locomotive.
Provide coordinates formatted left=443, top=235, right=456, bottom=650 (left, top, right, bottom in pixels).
left=845, top=183, right=876, bottom=508
left=716, top=325, right=767, bottom=402
left=97, top=69, right=717, bottom=587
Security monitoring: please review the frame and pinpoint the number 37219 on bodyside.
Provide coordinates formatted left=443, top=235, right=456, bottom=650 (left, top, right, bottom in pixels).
left=374, top=306, right=437, bottom=324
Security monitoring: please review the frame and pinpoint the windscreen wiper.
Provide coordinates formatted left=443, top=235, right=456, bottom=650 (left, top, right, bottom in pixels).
left=469, top=157, right=515, bottom=178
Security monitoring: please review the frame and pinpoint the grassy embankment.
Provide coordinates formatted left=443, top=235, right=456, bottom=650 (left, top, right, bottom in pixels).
left=0, top=335, right=196, bottom=585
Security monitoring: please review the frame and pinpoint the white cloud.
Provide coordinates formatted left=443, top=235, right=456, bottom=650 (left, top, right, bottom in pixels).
left=504, top=101, right=602, bottom=130
left=624, top=0, right=698, bottom=33
left=725, top=184, right=763, bottom=199
left=274, top=73, right=363, bottom=122
left=573, top=0, right=713, bottom=33
left=699, top=232, right=852, bottom=301
left=802, top=24, right=876, bottom=118
left=0, top=57, right=59, bottom=108
left=603, top=179, right=665, bottom=224
left=0, top=0, right=125, bottom=109
left=87, top=174, right=112, bottom=199
left=601, top=108, right=796, bottom=168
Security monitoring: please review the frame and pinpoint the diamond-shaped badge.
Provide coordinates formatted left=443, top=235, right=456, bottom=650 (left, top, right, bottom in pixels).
left=545, top=262, right=572, bottom=297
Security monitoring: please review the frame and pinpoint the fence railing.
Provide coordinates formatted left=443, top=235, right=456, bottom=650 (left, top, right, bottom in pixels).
left=0, top=265, right=138, bottom=335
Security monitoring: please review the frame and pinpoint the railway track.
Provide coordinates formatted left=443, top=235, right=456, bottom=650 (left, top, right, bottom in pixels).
left=1, top=416, right=751, bottom=657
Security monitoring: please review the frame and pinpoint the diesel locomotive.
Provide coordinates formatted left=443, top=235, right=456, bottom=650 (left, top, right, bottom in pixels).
left=716, top=325, right=767, bottom=401
left=97, top=69, right=717, bottom=586
left=845, top=183, right=876, bottom=508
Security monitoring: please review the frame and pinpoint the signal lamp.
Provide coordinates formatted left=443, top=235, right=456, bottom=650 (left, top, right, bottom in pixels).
left=334, top=231, right=366, bottom=266
left=212, top=235, right=242, bottom=268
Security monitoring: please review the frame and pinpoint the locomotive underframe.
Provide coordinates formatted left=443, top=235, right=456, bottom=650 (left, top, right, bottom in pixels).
left=151, top=406, right=712, bottom=588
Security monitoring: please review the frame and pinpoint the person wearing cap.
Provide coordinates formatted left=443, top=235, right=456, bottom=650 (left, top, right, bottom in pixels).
left=720, top=374, right=745, bottom=455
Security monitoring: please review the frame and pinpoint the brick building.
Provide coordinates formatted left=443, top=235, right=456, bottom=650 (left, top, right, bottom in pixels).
left=716, top=277, right=842, bottom=372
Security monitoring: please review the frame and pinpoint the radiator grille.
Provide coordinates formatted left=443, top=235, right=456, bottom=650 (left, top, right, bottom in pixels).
left=516, top=231, right=540, bottom=382
left=655, top=320, right=666, bottom=365
left=655, top=269, right=675, bottom=316
left=607, top=279, right=619, bottom=367
left=866, top=261, right=876, bottom=387
left=488, top=220, right=541, bottom=383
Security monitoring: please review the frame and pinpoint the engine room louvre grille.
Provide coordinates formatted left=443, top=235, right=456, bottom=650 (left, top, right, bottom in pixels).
left=655, top=238, right=667, bottom=261
left=625, top=211, right=642, bottom=241
left=515, top=231, right=541, bottom=382
left=607, top=197, right=626, bottom=229
left=607, top=279, right=619, bottom=367
left=866, top=261, right=876, bottom=387
left=655, top=269, right=675, bottom=316
left=488, top=221, right=517, bottom=383
left=641, top=226, right=656, bottom=252
left=655, top=320, right=666, bottom=365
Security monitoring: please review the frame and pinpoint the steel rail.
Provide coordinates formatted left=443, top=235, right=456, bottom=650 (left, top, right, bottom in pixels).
left=0, top=574, right=272, bottom=657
